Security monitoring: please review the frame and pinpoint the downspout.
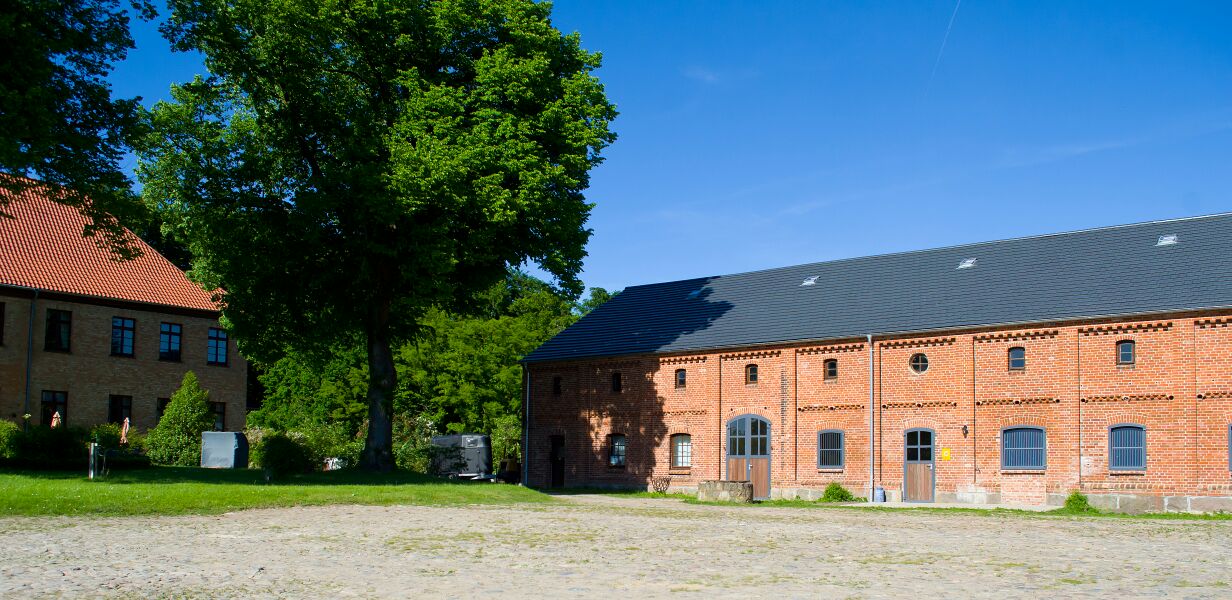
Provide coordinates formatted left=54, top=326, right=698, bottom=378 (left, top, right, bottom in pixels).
left=867, top=333, right=875, bottom=502
left=522, top=366, right=530, bottom=486
left=22, top=288, right=40, bottom=431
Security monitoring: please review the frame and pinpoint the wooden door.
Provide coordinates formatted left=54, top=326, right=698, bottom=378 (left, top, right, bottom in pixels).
left=727, top=415, right=771, bottom=499
left=549, top=435, right=565, bottom=488
left=903, top=429, right=934, bottom=502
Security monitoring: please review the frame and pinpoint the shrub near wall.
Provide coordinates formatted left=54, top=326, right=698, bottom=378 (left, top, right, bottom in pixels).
left=146, top=372, right=215, bottom=466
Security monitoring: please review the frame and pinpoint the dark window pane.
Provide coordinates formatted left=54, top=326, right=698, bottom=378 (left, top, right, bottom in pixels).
left=907, top=430, right=918, bottom=446
left=920, top=431, right=932, bottom=446
left=907, top=447, right=918, bottom=461
left=920, top=447, right=933, bottom=461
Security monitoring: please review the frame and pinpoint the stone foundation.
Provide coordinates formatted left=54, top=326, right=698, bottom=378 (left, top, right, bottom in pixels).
left=697, top=481, right=754, bottom=503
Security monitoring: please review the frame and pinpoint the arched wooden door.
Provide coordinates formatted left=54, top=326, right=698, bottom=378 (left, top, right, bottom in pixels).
left=727, top=415, right=771, bottom=499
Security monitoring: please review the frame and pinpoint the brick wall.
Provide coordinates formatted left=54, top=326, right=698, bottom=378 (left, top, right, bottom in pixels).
left=526, top=310, right=1232, bottom=503
left=0, top=292, right=247, bottom=432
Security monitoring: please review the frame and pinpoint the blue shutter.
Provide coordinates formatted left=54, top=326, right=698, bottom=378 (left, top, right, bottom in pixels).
left=1110, top=426, right=1145, bottom=470
left=1002, top=427, right=1046, bottom=469
left=818, top=431, right=844, bottom=468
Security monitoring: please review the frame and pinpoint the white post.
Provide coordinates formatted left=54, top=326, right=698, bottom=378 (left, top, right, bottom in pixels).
left=88, top=443, right=97, bottom=479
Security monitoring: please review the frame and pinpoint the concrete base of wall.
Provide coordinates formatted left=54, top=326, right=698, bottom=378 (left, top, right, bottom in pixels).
left=677, top=484, right=1232, bottom=514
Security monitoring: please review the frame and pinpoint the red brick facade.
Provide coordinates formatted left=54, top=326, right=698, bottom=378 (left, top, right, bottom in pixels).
left=526, top=310, right=1232, bottom=510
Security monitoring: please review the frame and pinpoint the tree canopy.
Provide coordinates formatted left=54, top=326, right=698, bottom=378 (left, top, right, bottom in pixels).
left=0, top=0, right=151, bottom=254
left=138, top=0, right=616, bottom=469
left=249, top=271, right=611, bottom=462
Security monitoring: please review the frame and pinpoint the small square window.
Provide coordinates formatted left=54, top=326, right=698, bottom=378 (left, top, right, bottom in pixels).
left=1007, top=347, right=1026, bottom=370
left=611, top=372, right=622, bottom=393
left=745, top=364, right=758, bottom=384
left=823, top=359, right=838, bottom=380
left=552, top=376, right=562, bottom=395
left=1116, top=340, right=1135, bottom=365
left=675, top=369, right=686, bottom=389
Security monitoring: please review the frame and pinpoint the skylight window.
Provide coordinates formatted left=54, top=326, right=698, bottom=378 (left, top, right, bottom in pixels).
left=800, top=276, right=819, bottom=286
left=1156, top=234, right=1178, bottom=246
left=686, top=289, right=702, bottom=299
left=957, top=258, right=977, bottom=270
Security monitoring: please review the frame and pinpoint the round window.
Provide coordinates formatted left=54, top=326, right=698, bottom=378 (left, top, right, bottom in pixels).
left=909, top=353, right=929, bottom=373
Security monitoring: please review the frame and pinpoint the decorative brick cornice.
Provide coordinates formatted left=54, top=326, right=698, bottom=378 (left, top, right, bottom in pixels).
left=659, top=355, right=708, bottom=366
left=720, top=349, right=782, bottom=361
left=1081, top=393, right=1173, bottom=403
left=974, top=329, right=1060, bottom=343
left=1195, top=317, right=1232, bottom=329
left=881, top=401, right=958, bottom=410
left=1197, top=391, right=1232, bottom=400
left=796, top=343, right=865, bottom=355
left=879, top=337, right=956, bottom=349
left=664, top=409, right=708, bottom=416
left=798, top=403, right=865, bottom=412
left=1078, top=321, right=1172, bottom=336
left=976, top=397, right=1061, bottom=406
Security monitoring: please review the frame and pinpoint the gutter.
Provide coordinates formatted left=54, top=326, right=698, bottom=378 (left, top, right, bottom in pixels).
left=522, top=367, right=531, bottom=486
left=21, top=286, right=40, bottom=430
left=867, top=333, right=875, bottom=502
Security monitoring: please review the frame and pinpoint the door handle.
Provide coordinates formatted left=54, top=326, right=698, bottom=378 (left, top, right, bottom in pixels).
left=927, top=464, right=933, bottom=470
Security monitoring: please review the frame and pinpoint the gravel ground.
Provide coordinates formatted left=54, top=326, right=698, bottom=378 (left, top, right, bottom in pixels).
left=1, top=495, right=1230, bottom=599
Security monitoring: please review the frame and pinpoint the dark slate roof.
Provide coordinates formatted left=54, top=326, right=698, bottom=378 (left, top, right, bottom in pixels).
left=524, top=214, right=1232, bottom=363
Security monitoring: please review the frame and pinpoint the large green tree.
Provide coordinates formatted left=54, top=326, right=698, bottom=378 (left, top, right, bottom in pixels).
left=0, top=0, right=151, bottom=254
left=138, top=0, right=616, bottom=470
left=249, top=271, right=610, bottom=464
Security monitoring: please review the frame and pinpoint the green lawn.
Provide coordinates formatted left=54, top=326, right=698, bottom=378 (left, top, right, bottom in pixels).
left=0, top=467, right=552, bottom=517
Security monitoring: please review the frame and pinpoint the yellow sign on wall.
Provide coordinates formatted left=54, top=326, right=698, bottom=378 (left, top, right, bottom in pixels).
left=941, top=447, right=952, bottom=461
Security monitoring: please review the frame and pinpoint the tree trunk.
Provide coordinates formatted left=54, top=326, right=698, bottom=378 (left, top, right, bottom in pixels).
left=360, top=296, right=397, bottom=471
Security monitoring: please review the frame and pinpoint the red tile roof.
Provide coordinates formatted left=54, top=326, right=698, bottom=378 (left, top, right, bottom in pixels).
left=0, top=181, right=218, bottom=312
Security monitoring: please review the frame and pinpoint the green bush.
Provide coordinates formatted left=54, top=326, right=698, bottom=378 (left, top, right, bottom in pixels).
left=1064, top=491, right=1098, bottom=513
left=124, top=428, right=147, bottom=454
left=146, top=372, right=215, bottom=466
left=820, top=482, right=857, bottom=503
left=89, top=423, right=124, bottom=449
left=392, top=413, right=437, bottom=473
left=257, top=432, right=317, bottom=478
left=0, top=420, right=19, bottom=460
left=7, top=426, right=89, bottom=470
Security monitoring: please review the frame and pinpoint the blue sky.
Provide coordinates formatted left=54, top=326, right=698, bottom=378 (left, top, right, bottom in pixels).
left=110, top=1, right=1232, bottom=293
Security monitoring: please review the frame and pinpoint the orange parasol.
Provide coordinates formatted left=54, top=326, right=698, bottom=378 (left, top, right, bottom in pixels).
left=50, top=411, right=61, bottom=429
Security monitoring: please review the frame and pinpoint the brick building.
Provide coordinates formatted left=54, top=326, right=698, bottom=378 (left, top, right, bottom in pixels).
left=523, top=215, right=1232, bottom=511
left=0, top=184, right=247, bottom=432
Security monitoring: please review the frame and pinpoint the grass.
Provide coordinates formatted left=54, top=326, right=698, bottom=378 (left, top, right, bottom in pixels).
left=0, top=467, right=551, bottom=517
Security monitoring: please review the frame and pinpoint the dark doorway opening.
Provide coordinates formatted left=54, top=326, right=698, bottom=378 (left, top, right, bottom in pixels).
left=549, top=435, right=565, bottom=488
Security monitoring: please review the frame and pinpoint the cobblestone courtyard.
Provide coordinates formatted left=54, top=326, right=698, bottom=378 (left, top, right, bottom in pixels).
left=2, top=495, right=1229, bottom=598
